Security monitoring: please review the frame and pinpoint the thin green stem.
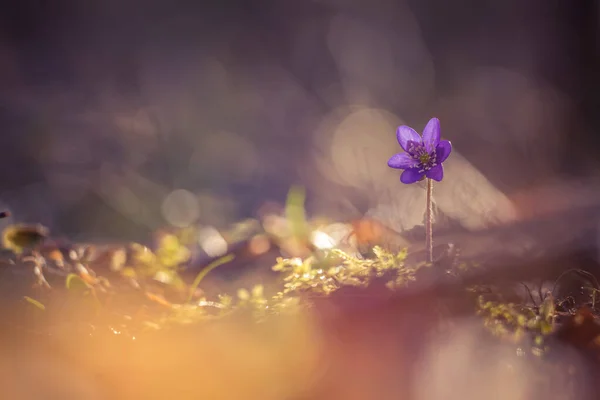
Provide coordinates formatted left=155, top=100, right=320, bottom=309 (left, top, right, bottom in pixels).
left=187, top=254, right=235, bottom=302
left=425, top=178, right=433, bottom=263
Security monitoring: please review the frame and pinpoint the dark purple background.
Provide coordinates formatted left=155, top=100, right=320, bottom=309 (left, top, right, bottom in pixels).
left=0, top=0, right=598, bottom=242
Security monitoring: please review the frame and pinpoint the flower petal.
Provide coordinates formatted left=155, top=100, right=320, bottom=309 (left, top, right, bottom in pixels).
left=422, top=118, right=440, bottom=153
left=425, top=164, right=444, bottom=181
left=435, top=140, right=452, bottom=163
left=400, top=168, right=425, bottom=184
left=387, top=153, right=418, bottom=170
left=396, top=125, right=422, bottom=152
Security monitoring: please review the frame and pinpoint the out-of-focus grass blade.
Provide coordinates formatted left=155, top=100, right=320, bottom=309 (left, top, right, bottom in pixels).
left=23, top=296, right=45, bottom=311
left=285, top=185, right=309, bottom=241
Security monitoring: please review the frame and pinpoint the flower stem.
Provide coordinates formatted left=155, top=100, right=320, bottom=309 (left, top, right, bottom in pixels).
left=425, top=178, right=433, bottom=263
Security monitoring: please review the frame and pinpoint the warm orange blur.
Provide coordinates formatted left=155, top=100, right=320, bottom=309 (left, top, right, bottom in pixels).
left=0, top=290, right=589, bottom=400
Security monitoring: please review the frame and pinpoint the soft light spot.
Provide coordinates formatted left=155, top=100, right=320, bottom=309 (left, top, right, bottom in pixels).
left=326, top=12, right=434, bottom=107
left=310, top=230, right=336, bottom=249
left=313, top=107, right=402, bottom=189
left=153, top=270, right=173, bottom=284
left=197, top=226, right=228, bottom=257
left=516, top=348, right=525, bottom=357
left=290, top=258, right=303, bottom=266
left=161, top=189, right=200, bottom=228
left=248, top=234, right=271, bottom=255
left=110, top=327, right=121, bottom=335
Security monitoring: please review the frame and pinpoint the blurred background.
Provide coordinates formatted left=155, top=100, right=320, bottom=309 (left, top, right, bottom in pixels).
left=0, top=3, right=599, bottom=398
left=0, top=0, right=598, bottom=243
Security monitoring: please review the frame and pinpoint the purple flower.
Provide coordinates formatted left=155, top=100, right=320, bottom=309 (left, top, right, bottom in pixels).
left=387, top=117, right=452, bottom=184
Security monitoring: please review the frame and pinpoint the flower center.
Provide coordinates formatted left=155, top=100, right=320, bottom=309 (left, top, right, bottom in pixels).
left=407, top=141, right=437, bottom=171
left=419, top=153, right=430, bottom=165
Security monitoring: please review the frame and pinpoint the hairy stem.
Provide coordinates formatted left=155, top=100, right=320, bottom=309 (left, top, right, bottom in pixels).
left=425, top=178, right=433, bottom=263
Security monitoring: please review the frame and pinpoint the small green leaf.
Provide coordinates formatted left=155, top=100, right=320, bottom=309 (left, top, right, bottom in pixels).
left=66, top=273, right=91, bottom=291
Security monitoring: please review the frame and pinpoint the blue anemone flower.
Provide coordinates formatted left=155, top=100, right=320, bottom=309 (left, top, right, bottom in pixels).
left=387, top=117, right=452, bottom=184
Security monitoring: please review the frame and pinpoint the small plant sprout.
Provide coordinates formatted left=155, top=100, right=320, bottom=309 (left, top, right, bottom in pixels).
left=387, top=117, right=452, bottom=263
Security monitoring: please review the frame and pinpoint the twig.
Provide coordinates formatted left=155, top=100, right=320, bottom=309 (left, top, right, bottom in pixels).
left=520, top=282, right=538, bottom=307
left=551, top=268, right=600, bottom=298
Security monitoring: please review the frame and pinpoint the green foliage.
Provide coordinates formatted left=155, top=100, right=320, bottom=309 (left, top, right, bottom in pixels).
left=4, top=188, right=586, bottom=370
left=124, top=234, right=189, bottom=289
left=476, top=290, right=556, bottom=350
left=236, top=285, right=270, bottom=320
left=120, top=242, right=412, bottom=330
left=272, top=245, right=412, bottom=296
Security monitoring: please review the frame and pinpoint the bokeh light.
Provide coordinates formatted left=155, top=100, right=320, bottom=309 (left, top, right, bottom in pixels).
left=161, top=189, right=200, bottom=228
